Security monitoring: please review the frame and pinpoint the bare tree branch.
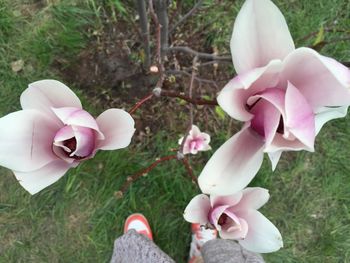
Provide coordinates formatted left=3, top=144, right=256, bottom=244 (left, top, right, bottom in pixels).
left=166, top=46, right=232, bottom=61
left=153, top=0, right=169, bottom=57
left=129, top=93, right=154, bottom=114
left=118, top=155, right=178, bottom=195
left=156, top=89, right=218, bottom=106
left=170, top=0, right=204, bottom=34
left=166, top=70, right=219, bottom=88
left=149, top=0, right=165, bottom=88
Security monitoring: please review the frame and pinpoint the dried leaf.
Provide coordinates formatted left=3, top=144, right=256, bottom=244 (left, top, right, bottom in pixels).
left=313, top=25, right=325, bottom=46
left=11, top=59, right=24, bottom=73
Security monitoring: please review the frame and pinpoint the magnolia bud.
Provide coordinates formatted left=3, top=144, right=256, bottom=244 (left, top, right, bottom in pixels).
left=150, top=65, right=159, bottom=73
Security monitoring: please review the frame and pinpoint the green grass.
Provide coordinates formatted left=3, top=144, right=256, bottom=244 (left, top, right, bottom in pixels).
left=0, top=0, right=350, bottom=262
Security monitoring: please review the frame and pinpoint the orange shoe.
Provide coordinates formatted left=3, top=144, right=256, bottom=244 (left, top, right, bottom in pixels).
left=188, top=223, right=217, bottom=263
left=124, top=213, right=153, bottom=241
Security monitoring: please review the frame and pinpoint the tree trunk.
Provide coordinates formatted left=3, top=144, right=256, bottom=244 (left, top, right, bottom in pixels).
left=136, top=0, right=151, bottom=68
left=153, top=0, right=169, bottom=58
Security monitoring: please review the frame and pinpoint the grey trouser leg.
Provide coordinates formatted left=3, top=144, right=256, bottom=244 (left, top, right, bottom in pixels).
left=110, top=229, right=175, bottom=263
left=201, top=239, right=265, bottom=263
left=110, top=230, right=264, bottom=263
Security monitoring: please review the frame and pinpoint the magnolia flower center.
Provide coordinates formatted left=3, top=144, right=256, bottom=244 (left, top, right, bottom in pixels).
left=218, top=213, right=228, bottom=226
left=276, top=116, right=284, bottom=134
left=53, top=125, right=95, bottom=161
left=60, top=137, right=85, bottom=160
left=246, top=96, right=285, bottom=136
left=190, top=138, right=203, bottom=151
left=246, top=98, right=261, bottom=111
left=63, top=137, right=77, bottom=152
left=217, top=212, right=242, bottom=232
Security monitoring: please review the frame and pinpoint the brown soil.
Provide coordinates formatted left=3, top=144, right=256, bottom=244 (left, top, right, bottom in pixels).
left=56, top=16, right=235, bottom=141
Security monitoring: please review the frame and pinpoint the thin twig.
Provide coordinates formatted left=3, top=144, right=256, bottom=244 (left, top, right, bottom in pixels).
left=179, top=60, right=231, bottom=74
left=128, top=87, right=217, bottom=115
left=158, top=89, right=218, bottom=106
left=166, top=46, right=232, bottom=61
left=128, top=93, right=154, bottom=114
left=166, top=70, right=219, bottom=88
left=182, top=157, right=198, bottom=185
left=170, top=0, right=204, bottom=34
left=118, top=154, right=178, bottom=194
left=196, top=60, right=231, bottom=67
left=188, top=58, right=197, bottom=125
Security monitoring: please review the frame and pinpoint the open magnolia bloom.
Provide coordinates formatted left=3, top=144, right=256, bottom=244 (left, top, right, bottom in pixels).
left=0, top=80, right=135, bottom=194
left=199, top=0, right=350, bottom=195
left=184, top=187, right=283, bottom=253
left=178, top=125, right=211, bottom=155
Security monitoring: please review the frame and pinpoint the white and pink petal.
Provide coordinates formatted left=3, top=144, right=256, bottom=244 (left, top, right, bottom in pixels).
left=237, top=210, right=283, bottom=253
left=0, top=110, right=60, bottom=172
left=314, top=106, right=348, bottom=135
left=96, top=109, right=135, bottom=150
left=230, top=0, right=294, bottom=73
left=284, top=82, right=315, bottom=150
left=218, top=60, right=282, bottom=122
left=267, top=150, right=282, bottom=171
left=210, top=192, right=243, bottom=208
left=190, top=125, right=201, bottom=137
left=52, top=107, right=101, bottom=133
left=13, top=160, right=74, bottom=195
left=233, top=187, right=270, bottom=212
left=71, top=126, right=95, bottom=157
left=198, top=127, right=265, bottom=195
left=282, top=48, right=350, bottom=109
left=20, top=80, right=82, bottom=116
left=184, top=194, right=211, bottom=225
left=264, top=133, right=312, bottom=153
left=250, top=99, right=282, bottom=145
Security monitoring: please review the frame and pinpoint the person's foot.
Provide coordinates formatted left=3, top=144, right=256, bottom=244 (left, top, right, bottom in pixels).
left=188, top=223, right=217, bottom=263
left=124, top=213, right=153, bottom=241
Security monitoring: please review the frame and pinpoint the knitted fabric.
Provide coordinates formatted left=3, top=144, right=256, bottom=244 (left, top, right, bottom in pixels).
left=110, top=230, right=264, bottom=263
left=110, top=229, right=175, bottom=263
left=201, top=239, right=265, bottom=263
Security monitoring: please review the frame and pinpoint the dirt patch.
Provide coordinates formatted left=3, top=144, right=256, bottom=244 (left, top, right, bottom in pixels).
left=56, top=15, right=235, bottom=141
left=59, top=21, right=154, bottom=103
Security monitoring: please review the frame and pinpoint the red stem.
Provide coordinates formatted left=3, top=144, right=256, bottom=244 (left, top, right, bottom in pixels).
left=182, top=157, right=198, bottom=185
left=128, top=89, right=217, bottom=115
left=128, top=93, right=154, bottom=114
left=119, top=154, right=178, bottom=194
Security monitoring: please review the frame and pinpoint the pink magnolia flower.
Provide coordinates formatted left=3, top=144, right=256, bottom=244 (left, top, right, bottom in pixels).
left=0, top=80, right=135, bottom=194
left=178, top=125, right=211, bottom=155
left=184, top=187, right=282, bottom=253
left=199, top=0, right=350, bottom=195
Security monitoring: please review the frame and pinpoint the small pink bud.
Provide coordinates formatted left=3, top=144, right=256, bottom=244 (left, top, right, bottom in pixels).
left=179, top=125, right=211, bottom=155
